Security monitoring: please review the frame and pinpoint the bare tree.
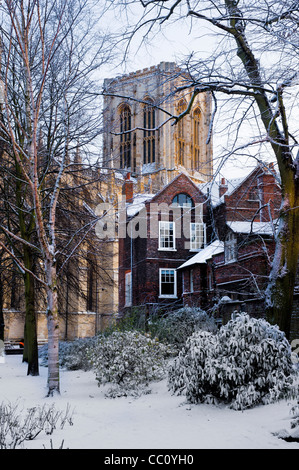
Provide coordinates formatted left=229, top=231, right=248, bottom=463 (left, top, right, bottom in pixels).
left=0, top=0, right=112, bottom=395
left=107, top=0, right=299, bottom=338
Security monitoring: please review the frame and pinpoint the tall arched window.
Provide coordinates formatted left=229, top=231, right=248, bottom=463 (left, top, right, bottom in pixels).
left=143, top=98, right=156, bottom=164
left=193, top=107, right=201, bottom=170
left=120, top=105, right=131, bottom=168
left=177, top=99, right=186, bottom=166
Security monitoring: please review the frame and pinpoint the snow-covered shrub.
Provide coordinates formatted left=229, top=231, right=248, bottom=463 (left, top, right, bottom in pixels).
left=148, top=307, right=217, bottom=350
left=168, top=312, right=297, bottom=410
left=39, top=337, right=98, bottom=371
left=89, top=330, right=172, bottom=397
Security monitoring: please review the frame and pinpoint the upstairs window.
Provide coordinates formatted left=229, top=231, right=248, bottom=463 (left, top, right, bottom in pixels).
left=248, top=187, right=259, bottom=201
left=225, top=232, right=237, bottom=263
left=159, top=221, right=175, bottom=250
left=120, top=105, right=132, bottom=169
left=190, top=222, right=206, bottom=251
left=172, top=193, right=194, bottom=208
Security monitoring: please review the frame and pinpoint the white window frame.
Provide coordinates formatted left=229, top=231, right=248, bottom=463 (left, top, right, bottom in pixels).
left=158, top=221, right=176, bottom=251
left=190, top=222, right=206, bottom=251
left=159, top=268, right=177, bottom=298
left=125, top=271, right=132, bottom=306
left=225, top=232, right=237, bottom=263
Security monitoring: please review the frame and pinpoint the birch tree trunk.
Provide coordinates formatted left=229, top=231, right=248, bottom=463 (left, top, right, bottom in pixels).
left=45, top=258, right=60, bottom=395
left=0, top=0, right=112, bottom=395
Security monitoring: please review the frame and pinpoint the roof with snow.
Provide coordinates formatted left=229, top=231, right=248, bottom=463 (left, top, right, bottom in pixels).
left=198, top=163, right=279, bottom=208
left=198, top=177, right=245, bottom=207
left=227, top=220, right=276, bottom=235
left=178, top=240, right=224, bottom=270
left=126, top=193, right=155, bottom=217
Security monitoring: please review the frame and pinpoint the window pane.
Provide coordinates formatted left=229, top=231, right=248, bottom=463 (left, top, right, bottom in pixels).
left=190, top=223, right=205, bottom=250
left=159, top=221, right=175, bottom=249
left=160, top=269, right=176, bottom=296
left=172, top=193, right=194, bottom=208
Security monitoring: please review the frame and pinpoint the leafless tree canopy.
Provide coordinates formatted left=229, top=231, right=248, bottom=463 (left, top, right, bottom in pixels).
left=105, top=0, right=299, bottom=337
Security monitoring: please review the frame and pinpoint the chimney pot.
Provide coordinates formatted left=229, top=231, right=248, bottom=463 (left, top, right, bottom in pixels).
left=219, top=177, right=228, bottom=198
left=122, top=173, right=134, bottom=203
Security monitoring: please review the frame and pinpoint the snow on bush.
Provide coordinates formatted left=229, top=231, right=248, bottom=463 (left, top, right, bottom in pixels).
left=148, top=307, right=217, bottom=350
left=88, top=331, right=173, bottom=398
left=168, top=312, right=298, bottom=410
left=39, top=337, right=97, bottom=371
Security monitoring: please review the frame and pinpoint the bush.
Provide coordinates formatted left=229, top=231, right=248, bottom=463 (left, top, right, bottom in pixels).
left=88, top=330, right=173, bottom=397
left=0, top=402, right=73, bottom=449
left=148, top=307, right=217, bottom=350
left=168, top=312, right=297, bottom=410
left=39, top=337, right=97, bottom=371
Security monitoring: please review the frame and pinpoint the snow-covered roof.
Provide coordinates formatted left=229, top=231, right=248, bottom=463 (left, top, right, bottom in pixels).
left=126, top=193, right=155, bottom=217
left=198, top=177, right=246, bottom=207
left=178, top=240, right=224, bottom=270
left=227, top=220, right=275, bottom=235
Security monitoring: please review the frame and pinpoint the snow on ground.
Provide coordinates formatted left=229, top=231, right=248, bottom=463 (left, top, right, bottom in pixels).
left=0, top=354, right=298, bottom=450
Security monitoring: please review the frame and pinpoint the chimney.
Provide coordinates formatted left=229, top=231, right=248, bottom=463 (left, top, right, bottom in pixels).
left=219, top=177, right=228, bottom=198
left=122, top=172, right=134, bottom=203
left=269, top=162, right=276, bottom=174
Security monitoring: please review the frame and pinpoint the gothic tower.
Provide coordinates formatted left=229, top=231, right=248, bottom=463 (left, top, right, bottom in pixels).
left=102, top=62, right=213, bottom=193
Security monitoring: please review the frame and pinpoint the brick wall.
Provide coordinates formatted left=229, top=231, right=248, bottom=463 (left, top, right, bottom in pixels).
left=219, top=296, right=299, bottom=342
left=119, top=173, right=212, bottom=311
left=223, top=167, right=281, bottom=223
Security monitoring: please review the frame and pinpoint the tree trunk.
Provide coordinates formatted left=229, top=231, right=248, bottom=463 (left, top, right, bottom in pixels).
left=265, top=169, right=299, bottom=338
left=46, top=259, right=60, bottom=396
left=224, top=0, right=299, bottom=338
left=22, top=245, right=39, bottom=375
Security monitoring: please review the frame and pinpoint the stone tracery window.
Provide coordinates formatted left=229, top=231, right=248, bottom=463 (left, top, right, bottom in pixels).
left=143, top=98, right=156, bottom=164
left=193, top=107, right=201, bottom=170
left=120, top=104, right=132, bottom=169
left=177, top=99, right=187, bottom=166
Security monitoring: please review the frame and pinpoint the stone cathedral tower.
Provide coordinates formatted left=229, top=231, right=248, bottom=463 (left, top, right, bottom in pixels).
left=102, top=62, right=213, bottom=193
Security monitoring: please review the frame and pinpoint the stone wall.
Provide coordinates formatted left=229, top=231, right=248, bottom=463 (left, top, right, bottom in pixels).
left=3, top=310, right=114, bottom=342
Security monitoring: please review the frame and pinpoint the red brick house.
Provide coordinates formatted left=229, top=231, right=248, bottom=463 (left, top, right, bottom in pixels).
left=118, top=173, right=213, bottom=312
left=178, top=163, right=281, bottom=309
left=119, top=163, right=283, bottom=316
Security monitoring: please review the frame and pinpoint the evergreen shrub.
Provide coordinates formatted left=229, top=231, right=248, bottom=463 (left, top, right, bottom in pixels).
left=39, top=336, right=97, bottom=371
left=168, top=312, right=298, bottom=410
left=88, top=330, right=173, bottom=397
left=148, top=307, right=217, bottom=350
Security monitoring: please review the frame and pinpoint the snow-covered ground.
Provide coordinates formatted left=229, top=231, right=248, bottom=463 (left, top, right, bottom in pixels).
left=0, top=354, right=298, bottom=450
